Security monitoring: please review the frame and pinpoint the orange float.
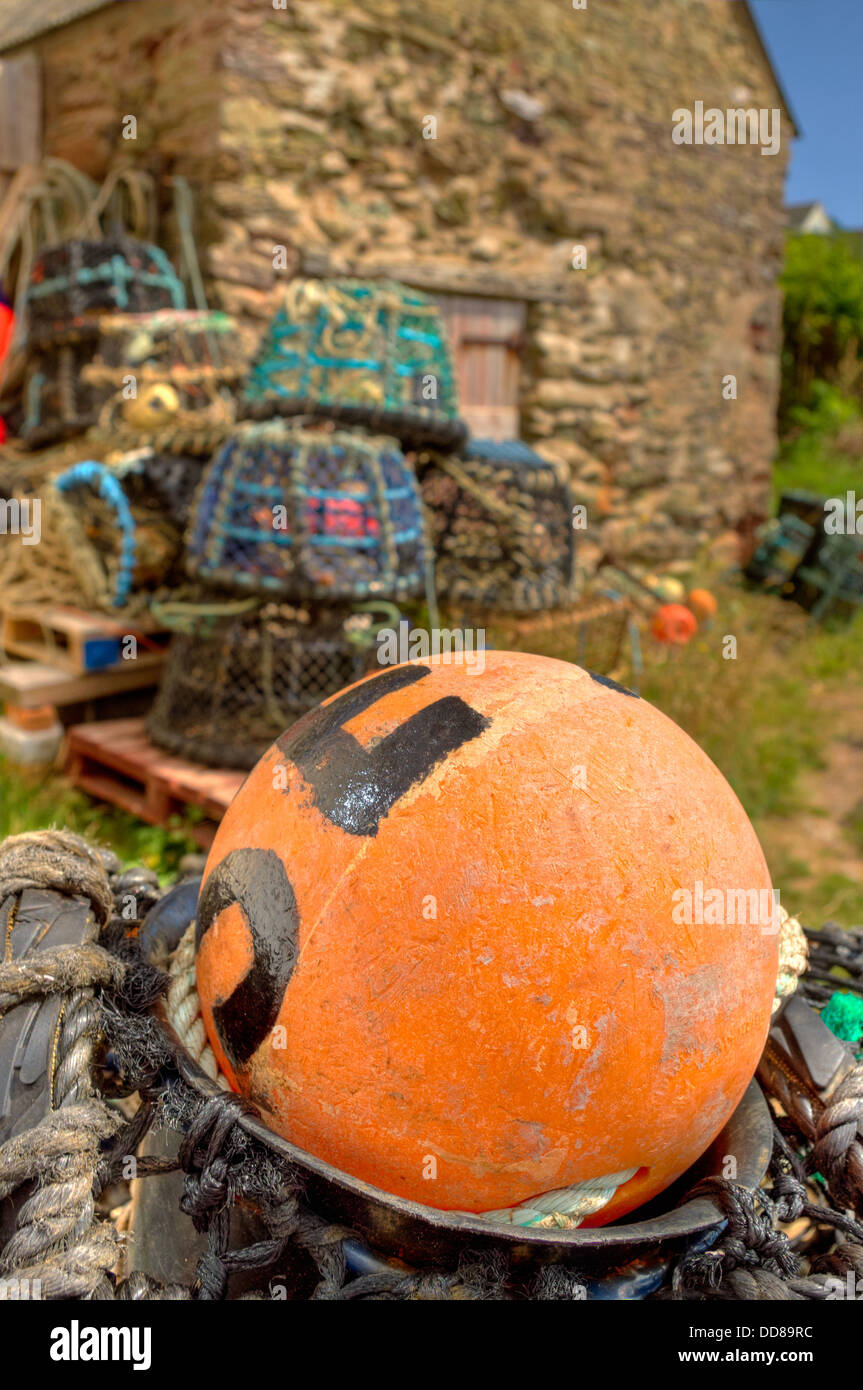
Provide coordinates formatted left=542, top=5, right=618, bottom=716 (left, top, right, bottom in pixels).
left=650, top=602, right=698, bottom=645
left=196, top=652, right=778, bottom=1225
left=688, top=588, right=719, bottom=622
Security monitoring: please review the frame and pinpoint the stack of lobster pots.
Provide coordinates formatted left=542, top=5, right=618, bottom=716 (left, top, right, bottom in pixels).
left=4, top=245, right=584, bottom=772
left=6, top=234, right=245, bottom=613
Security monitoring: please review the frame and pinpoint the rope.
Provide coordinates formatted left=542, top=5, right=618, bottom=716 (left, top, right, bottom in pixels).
left=0, top=831, right=124, bottom=1299
left=0, top=830, right=113, bottom=926
left=165, top=924, right=226, bottom=1085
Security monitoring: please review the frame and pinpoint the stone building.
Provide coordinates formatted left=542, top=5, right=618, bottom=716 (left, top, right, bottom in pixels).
left=0, top=0, right=797, bottom=572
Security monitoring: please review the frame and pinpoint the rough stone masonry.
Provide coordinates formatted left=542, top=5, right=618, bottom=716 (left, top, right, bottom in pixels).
left=27, top=0, right=793, bottom=574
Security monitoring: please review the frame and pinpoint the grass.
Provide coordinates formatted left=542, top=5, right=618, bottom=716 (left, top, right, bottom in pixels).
left=0, top=755, right=201, bottom=880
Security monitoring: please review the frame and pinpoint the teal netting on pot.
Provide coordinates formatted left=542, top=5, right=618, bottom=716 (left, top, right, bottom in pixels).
left=147, top=599, right=395, bottom=769
left=186, top=421, right=428, bottom=601
left=24, top=236, right=185, bottom=340
left=241, top=278, right=466, bottom=450
left=419, top=438, right=577, bottom=612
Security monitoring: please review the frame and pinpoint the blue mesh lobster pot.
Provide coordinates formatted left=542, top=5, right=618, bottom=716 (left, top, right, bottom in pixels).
left=187, top=421, right=428, bottom=601
left=419, top=438, right=577, bottom=612
left=25, top=237, right=186, bottom=340
left=241, top=278, right=467, bottom=450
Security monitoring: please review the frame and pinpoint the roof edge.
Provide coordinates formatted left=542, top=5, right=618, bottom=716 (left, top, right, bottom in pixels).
left=741, top=0, right=801, bottom=138
left=0, top=1, right=116, bottom=56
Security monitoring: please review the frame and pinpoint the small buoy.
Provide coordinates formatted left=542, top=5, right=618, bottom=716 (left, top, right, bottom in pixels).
left=123, top=382, right=181, bottom=429
left=651, top=603, right=697, bottom=645
left=645, top=573, right=685, bottom=603
left=688, top=588, right=718, bottom=622
left=195, top=652, right=777, bottom=1224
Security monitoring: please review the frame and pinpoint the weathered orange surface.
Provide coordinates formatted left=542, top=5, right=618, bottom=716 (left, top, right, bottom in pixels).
left=651, top=603, right=698, bottom=646
left=688, top=589, right=719, bottom=621
left=196, top=652, right=777, bottom=1222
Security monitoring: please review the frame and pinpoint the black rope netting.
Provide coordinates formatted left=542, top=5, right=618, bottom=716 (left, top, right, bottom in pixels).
left=1, top=831, right=862, bottom=1302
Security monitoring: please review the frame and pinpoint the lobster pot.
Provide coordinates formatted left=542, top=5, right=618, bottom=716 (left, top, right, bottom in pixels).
left=54, top=460, right=184, bottom=608
left=744, top=514, right=816, bottom=593
left=147, top=602, right=388, bottom=769
left=20, top=309, right=242, bottom=450
left=20, top=336, right=101, bottom=446
left=25, top=237, right=185, bottom=338
left=791, top=531, right=863, bottom=622
left=187, top=421, right=428, bottom=601
left=84, top=309, right=243, bottom=440
left=420, top=439, right=577, bottom=612
left=242, top=278, right=466, bottom=450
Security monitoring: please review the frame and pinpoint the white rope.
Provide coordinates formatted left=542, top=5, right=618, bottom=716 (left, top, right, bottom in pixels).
left=165, top=923, right=228, bottom=1087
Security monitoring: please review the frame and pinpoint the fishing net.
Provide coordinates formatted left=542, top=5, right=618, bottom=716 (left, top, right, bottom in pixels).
left=419, top=438, right=577, bottom=612
left=186, top=420, right=429, bottom=603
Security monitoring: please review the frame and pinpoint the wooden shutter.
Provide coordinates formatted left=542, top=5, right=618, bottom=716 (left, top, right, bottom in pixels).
left=0, top=53, right=42, bottom=173
left=435, top=295, right=525, bottom=440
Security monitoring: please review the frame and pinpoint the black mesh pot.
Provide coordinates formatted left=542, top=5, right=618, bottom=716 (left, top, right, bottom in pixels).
left=147, top=599, right=396, bottom=769
left=419, top=438, right=577, bottom=613
left=25, top=237, right=185, bottom=338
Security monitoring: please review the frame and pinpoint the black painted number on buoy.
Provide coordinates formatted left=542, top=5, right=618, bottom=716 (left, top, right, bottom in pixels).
left=196, top=848, right=299, bottom=1069
left=277, top=664, right=490, bottom=836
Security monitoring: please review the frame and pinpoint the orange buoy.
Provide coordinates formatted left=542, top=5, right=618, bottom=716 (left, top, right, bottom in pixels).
left=196, top=652, right=777, bottom=1224
left=651, top=603, right=698, bottom=645
left=688, top=588, right=718, bottom=622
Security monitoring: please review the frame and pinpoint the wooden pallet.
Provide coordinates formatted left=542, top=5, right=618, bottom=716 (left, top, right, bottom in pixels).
left=65, top=718, right=245, bottom=849
left=0, top=659, right=163, bottom=711
left=1, top=604, right=169, bottom=674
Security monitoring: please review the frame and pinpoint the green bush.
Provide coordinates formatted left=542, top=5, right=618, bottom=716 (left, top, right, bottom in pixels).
left=780, top=233, right=863, bottom=422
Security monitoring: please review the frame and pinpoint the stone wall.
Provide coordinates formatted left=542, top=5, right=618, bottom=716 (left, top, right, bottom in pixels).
left=31, top=0, right=225, bottom=246
left=35, top=0, right=792, bottom=574
left=205, top=0, right=790, bottom=573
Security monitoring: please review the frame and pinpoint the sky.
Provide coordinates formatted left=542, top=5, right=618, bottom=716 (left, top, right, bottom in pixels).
left=750, top=0, right=863, bottom=228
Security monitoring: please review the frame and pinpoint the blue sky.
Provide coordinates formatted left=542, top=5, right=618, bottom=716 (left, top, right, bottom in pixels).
left=750, top=0, right=863, bottom=228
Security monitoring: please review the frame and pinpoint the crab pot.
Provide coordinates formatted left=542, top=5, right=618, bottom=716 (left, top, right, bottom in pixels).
left=20, top=335, right=102, bottom=447
left=24, top=236, right=185, bottom=337
left=53, top=460, right=184, bottom=607
left=495, top=594, right=632, bottom=676
left=147, top=601, right=391, bottom=770
left=419, top=438, right=577, bottom=612
left=743, top=513, right=818, bottom=592
left=791, top=530, right=863, bottom=622
left=20, top=308, right=242, bottom=451
left=241, top=277, right=467, bottom=451
left=186, top=420, right=428, bottom=602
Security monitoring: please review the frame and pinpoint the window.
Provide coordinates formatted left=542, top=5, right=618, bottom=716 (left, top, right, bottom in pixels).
left=435, top=294, right=525, bottom=440
left=0, top=54, right=42, bottom=173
